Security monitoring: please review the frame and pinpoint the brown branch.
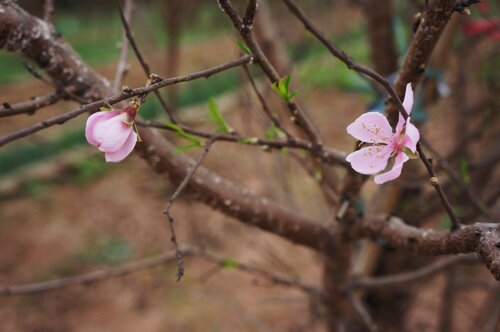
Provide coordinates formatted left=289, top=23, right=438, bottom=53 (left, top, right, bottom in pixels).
left=217, top=0, right=323, bottom=148
left=281, top=0, right=407, bottom=118
left=163, top=139, right=215, bottom=281
left=0, top=56, right=252, bottom=148
left=136, top=126, right=334, bottom=251
left=113, top=0, right=133, bottom=92
left=117, top=0, right=176, bottom=122
left=352, top=254, right=477, bottom=289
left=0, top=245, right=321, bottom=297
left=417, top=143, right=462, bottom=230
left=0, top=92, right=64, bottom=118
left=387, top=0, right=457, bottom=125
left=355, top=216, right=500, bottom=279
left=137, top=119, right=348, bottom=167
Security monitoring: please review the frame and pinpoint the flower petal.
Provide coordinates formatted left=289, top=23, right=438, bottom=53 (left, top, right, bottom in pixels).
left=403, top=83, right=414, bottom=116
left=396, top=112, right=405, bottom=135
left=104, top=130, right=137, bottom=163
left=85, top=111, right=120, bottom=146
left=92, top=113, right=133, bottom=153
left=346, top=112, right=393, bottom=144
left=346, top=145, right=392, bottom=175
left=404, top=119, right=420, bottom=152
left=374, top=153, right=409, bottom=184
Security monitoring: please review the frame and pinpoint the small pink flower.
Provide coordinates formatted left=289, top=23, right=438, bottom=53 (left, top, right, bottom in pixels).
left=346, top=83, right=420, bottom=184
left=85, top=104, right=139, bottom=163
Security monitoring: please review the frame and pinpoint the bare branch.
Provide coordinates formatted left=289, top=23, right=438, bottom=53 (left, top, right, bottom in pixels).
left=163, top=139, right=215, bottom=281
left=0, top=56, right=252, bottom=148
left=117, top=0, right=176, bottom=122
left=113, top=0, right=133, bottom=91
left=352, top=254, right=477, bottom=289
left=0, top=245, right=321, bottom=297
left=0, top=92, right=64, bottom=118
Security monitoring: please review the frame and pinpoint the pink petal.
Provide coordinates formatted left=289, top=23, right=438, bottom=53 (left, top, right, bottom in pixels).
left=85, top=111, right=120, bottom=146
left=402, top=83, right=414, bottom=116
left=346, top=112, right=393, bottom=144
left=104, top=130, right=137, bottom=163
left=92, top=113, right=133, bottom=153
left=346, top=145, right=392, bottom=175
left=374, top=153, right=409, bottom=184
left=396, top=112, right=405, bottom=136
left=404, top=120, right=420, bottom=152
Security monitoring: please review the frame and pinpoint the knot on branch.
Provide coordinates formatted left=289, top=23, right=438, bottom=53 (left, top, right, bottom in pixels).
left=476, top=225, right=500, bottom=280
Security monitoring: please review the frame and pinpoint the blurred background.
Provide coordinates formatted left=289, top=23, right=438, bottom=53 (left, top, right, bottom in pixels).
left=0, top=0, right=499, bottom=331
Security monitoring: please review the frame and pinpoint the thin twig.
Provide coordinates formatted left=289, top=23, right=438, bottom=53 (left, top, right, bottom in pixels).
left=0, top=56, right=252, bottom=148
left=43, top=0, right=55, bottom=24
left=117, top=0, right=176, bottom=122
left=421, top=136, right=491, bottom=218
left=281, top=0, right=407, bottom=118
left=163, top=139, right=215, bottom=281
left=217, top=0, right=323, bottom=148
left=137, top=119, right=348, bottom=167
left=417, top=143, right=462, bottom=230
left=241, top=64, right=293, bottom=139
left=348, top=293, right=378, bottom=332
left=0, top=92, right=64, bottom=118
left=0, top=244, right=321, bottom=297
left=113, top=0, right=133, bottom=92
left=352, top=254, right=477, bottom=289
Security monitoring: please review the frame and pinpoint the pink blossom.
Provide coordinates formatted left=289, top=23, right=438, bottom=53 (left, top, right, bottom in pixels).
left=85, top=105, right=138, bottom=163
left=345, top=83, right=420, bottom=184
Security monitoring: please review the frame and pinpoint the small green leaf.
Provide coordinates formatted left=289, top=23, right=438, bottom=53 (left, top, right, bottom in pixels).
left=174, top=143, right=202, bottom=154
left=221, top=258, right=240, bottom=269
left=208, top=97, right=234, bottom=133
left=264, top=123, right=285, bottom=140
left=239, top=137, right=259, bottom=144
left=272, top=75, right=299, bottom=102
left=236, top=40, right=251, bottom=55
left=164, top=121, right=204, bottom=147
left=460, top=159, right=470, bottom=184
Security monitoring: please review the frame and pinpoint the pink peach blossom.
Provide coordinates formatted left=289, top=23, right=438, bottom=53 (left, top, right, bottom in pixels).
left=346, top=83, right=420, bottom=184
left=85, top=105, right=138, bottom=163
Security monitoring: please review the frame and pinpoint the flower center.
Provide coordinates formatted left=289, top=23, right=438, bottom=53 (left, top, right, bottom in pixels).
left=391, top=132, right=406, bottom=154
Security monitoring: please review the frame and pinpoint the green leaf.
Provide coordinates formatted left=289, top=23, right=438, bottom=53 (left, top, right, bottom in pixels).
left=271, top=75, right=299, bottom=102
left=238, top=137, right=259, bottom=144
left=208, top=97, right=233, bottom=133
left=164, top=121, right=204, bottom=147
left=174, top=143, right=202, bottom=154
left=460, top=159, right=470, bottom=184
left=236, top=40, right=251, bottom=55
left=221, top=258, right=240, bottom=269
left=264, top=123, right=285, bottom=140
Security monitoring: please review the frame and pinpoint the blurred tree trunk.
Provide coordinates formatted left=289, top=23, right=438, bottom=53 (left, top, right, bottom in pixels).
left=363, top=0, right=398, bottom=76
left=162, top=0, right=197, bottom=109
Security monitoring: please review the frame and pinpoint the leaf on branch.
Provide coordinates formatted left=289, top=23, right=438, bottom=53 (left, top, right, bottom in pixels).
left=264, top=122, right=285, bottom=140
left=238, top=137, right=259, bottom=144
left=272, top=75, right=300, bottom=102
left=208, top=97, right=234, bottom=134
left=236, top=40, right=251, bottom=55
left=164, top=121, right=204, bottom=150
